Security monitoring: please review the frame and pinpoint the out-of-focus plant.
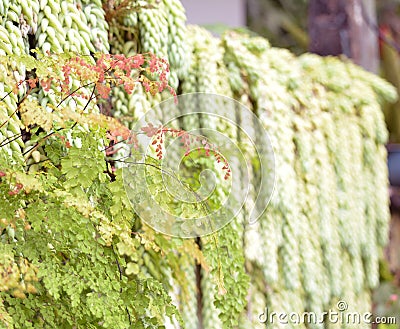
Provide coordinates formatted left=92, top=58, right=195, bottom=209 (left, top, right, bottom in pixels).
left=373, top=281, right=400, bottom=328
left=379, top=1, right=400, bottom=143
left=246, top=0, right=400, bottom=141
left=246, top=0, right=309, bottom=53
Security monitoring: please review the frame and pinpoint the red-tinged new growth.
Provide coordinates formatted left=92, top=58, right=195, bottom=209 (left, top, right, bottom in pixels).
left=17, top=52, right=175, bottom=105
left=8, top=183, right=23, bottom=196
left=141, top=124, right=231, bottom=180
left=10, top=51, right=175, bottom=163
left=8, top=52, right=228, bottom=184
left=57, top=53, right=175, bottom=148
left=60, top=53, right=176, bottom=101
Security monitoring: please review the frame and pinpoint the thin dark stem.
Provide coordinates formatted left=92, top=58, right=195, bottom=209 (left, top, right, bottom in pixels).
left=102, top=139, right=129, bottom=153
left=0, top=107, right=18, bottom=130
left=58, top=59, right=119, bottom=108
left=0, top=133, right=23, bottom=148
left=111, top=245, right=132, bottom=326
left=58, top=81, right=96, bottom=107
left=0, top=89, right=12, bottom=102
left=113, top=159, right=181, bottom=183
left=0, top=83, right=33, bottom=131
left=69, top=84, right=98, bottom=131
left=22, top=131, right=56, bottom=156
left=22, top=84, right=98, bottom=157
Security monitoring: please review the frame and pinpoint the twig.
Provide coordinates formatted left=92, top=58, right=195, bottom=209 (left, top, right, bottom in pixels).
left=111, top=245, right=132, bottom=326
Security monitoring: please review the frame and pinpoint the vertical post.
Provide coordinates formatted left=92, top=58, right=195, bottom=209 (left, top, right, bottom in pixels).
left=308, top=0, right=379, bottom=73
left=308, top=0, right=348, bottom=57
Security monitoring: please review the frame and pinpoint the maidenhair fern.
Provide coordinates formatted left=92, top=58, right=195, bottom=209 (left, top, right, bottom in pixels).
left=0, top=1, right=397, bottom=328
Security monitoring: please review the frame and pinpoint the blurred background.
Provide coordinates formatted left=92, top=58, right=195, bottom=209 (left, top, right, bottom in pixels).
left=181, top=0, right=400, bottom=327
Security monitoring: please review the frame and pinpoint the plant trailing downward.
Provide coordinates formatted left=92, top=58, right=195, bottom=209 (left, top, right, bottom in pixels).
left=0, top=0, right=398, bottom=328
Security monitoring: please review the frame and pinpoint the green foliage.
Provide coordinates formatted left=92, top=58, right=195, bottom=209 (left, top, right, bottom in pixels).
left=0, top=49, right=195, bottom=328
left=0, top=123, right=184, bottom=328
left=201, top=224, right=249, bottom=328
left=0, top=1, right=398, bottom=329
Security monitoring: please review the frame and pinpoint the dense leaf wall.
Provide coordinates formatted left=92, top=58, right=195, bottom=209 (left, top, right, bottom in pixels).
left=0, top=0, right=397, bottom=328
